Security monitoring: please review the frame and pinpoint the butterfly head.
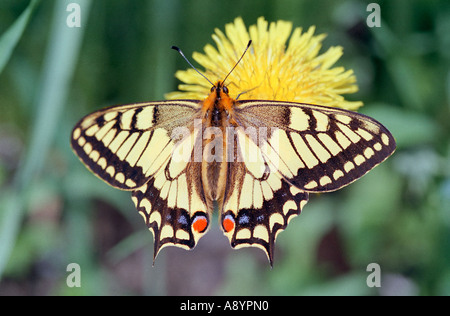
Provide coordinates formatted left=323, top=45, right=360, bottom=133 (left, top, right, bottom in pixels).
left=210, top=80, right=229, bottom=99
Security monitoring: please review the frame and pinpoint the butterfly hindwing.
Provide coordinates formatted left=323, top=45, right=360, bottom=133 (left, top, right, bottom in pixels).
left=132, top=158, right=209, bottom=260
left=220, top=127, right=309, bottom=264
left=221, top=162, right=309, bottom=265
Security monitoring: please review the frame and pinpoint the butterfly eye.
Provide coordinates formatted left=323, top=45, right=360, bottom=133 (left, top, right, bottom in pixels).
left=223, top=86, right=229, bottom=94
left=210, top=86, right=216, bottom=92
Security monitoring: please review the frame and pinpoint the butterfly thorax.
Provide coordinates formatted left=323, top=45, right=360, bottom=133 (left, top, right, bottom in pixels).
left=201, top=81, right=236, bottom=126
left=201, top=81, right=236, bottom=208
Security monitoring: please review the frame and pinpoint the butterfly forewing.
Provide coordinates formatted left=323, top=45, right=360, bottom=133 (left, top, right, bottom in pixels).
left=71, top=101, right=200, bottom=190
left=235, top=101, right=396, bottom=192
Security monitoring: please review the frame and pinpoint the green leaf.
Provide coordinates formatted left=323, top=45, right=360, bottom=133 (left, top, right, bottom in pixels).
left=0, top=0, right=92, bottom=278
left=0, top=190, right=25, bottom=276
left=0, top=0, right=40, bottom=75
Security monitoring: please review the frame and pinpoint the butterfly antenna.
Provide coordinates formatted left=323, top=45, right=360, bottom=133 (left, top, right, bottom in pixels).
left=222, top=40, right=252, bottom=85
left=171, top=46, right=214, bottom=86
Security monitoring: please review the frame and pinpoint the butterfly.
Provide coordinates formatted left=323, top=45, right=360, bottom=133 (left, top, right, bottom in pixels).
left=71, top=41, right=396, bottom=266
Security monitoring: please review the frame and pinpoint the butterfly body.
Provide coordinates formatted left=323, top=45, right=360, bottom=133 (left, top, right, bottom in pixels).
left=71, top=80, right=395, bottom=265
left=201, top=81, right=230, bottom=207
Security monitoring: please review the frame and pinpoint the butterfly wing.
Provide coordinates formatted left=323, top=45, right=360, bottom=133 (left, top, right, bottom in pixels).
left=221, top=157, right=309, bottom=266
left=220, top=100, right=396, bottom=264
left=71, top=101, right=200, bottom=189
left=132, top=150, right=209, bottom=260
left=234, top=100, right=396, bottom=192
left=71, top=100, right=210, bottom=260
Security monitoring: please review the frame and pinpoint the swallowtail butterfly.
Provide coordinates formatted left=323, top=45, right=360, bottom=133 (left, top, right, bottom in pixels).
left=71, top=42, right=395, bottom=265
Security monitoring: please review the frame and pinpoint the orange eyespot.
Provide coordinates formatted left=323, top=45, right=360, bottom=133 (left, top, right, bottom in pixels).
left=222, top=215, right=235, bottom=233
left=192, top=215, right=208, bottom=233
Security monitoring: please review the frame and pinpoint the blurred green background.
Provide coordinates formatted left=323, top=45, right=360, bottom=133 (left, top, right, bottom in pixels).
left=0, top=0, right=449, bottom=296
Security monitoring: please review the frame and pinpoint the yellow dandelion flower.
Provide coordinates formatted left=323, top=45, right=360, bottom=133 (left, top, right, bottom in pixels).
left=166, top=17, right=362, bottom=110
